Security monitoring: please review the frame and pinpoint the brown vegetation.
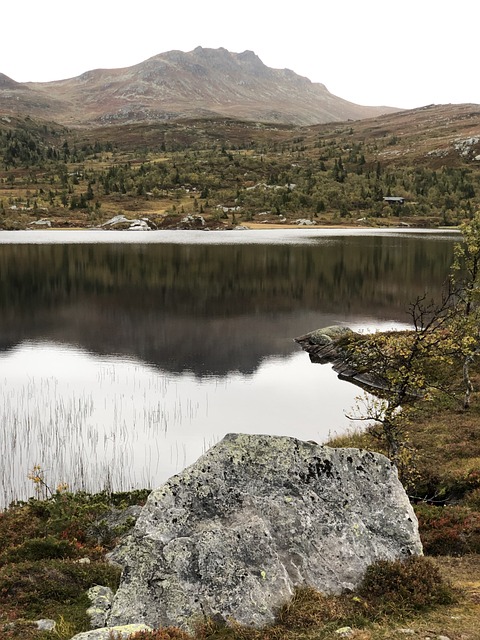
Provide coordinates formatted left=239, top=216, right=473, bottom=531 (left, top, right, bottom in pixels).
left=1, top=104, right=480, bottom=230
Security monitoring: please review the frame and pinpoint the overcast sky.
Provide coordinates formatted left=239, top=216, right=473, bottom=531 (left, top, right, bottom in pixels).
left=2, top=0, right=477, bottom=110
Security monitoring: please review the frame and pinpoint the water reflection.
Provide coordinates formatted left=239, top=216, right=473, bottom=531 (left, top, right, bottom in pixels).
left=0, top=230, right=457, bottom=375
left=0, top=230, right=459, bottom=506
left=0, top=342, right=372, bottom=507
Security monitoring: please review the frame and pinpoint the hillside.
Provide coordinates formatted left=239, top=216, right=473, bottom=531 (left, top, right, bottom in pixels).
left=0, top=102, right=480, bottom=230
left=0, top=47, right=398, bottom=126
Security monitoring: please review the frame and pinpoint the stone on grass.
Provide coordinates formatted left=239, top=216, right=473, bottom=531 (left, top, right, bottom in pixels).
left=36, top=619, right=56, bottom=631
left=108, top=433, right=422, bottom=632
left=70, top=624, right=152, bottom=640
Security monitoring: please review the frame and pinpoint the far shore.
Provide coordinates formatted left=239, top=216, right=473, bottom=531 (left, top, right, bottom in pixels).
left=11, top=222, right=461, bottom=232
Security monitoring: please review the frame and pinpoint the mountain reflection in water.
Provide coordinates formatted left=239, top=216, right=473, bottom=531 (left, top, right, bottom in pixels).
left=0, top=229, right=458, bottom=505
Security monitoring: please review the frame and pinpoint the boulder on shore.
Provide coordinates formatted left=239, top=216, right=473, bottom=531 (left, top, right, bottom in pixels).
left=108, top=433, right=421, bottom=632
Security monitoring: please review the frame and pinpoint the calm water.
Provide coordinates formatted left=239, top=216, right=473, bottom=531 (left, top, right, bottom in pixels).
left=0, top=228, right=459, bottom=506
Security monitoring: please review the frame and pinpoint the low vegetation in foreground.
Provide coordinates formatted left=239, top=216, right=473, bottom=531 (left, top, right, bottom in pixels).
left=0, top=380, right=479, bottom=640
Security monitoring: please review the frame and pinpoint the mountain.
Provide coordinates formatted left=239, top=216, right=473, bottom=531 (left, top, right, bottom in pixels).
left=0, top=47, right=399, bottom=126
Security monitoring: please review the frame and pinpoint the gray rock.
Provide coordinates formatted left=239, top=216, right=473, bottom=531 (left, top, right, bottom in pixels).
left=100, top=215, right=155, bottom=231
left=70, top=624, right=152, bottom=640
left=294, top=325, right=388, bottom=392
left=108, top=433, right=422, bottom=632
left=128, top=220, right=151, bottom=231
left=295, top=218, right=316, bottom=225
left=295, top=325, right=353, bottom=347
left=30, top=218, right=52, bottom=227
left=101, top=214, right=130, bottom=227
left=87, top=585, right=114, bottom=629
left=181, top=214, right=205, bottom=226
left=35, top=619, right=56, bottom=631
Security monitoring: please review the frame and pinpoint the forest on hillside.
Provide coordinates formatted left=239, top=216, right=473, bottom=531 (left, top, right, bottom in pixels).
left=1, top=106, right=480, bottom=229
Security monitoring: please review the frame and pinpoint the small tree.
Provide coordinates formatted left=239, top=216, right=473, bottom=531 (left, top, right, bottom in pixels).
left=450, top=211, right=480, bottom=408
left=345, top=292, right=455, bottom=463
left=346, top=213, right=480, bottom=464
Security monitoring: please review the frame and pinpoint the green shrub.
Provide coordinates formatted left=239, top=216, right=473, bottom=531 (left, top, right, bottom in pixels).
left=0, top=559, right=120, bottom=618
left=0, top=536, right=76, bottom=565
left=415, top=504, right=480, bottom=555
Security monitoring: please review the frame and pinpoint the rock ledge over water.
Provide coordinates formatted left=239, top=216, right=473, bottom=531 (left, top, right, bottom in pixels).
left=294, top=325, right=386, bottom=390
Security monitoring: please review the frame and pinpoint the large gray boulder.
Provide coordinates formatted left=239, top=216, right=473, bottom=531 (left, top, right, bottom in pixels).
left=108, top=434, right=421, bottom=632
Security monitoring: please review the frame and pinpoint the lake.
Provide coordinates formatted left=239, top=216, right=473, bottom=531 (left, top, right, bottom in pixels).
left=0, top=228, right=459, bottom=507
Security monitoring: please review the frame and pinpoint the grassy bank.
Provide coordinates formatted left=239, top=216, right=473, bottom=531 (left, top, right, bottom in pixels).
left=1, top=377, right=479, bottom=640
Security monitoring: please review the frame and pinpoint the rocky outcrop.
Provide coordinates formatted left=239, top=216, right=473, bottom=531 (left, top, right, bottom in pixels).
left=294, top=325, right=386, bottom=391
left=107, top=433, right=421, bottom=632
left=100, top=215, right=156, bottom=231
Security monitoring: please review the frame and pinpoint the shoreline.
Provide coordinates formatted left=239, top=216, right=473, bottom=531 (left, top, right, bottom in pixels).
left=3, top=222, right=461, bottom=232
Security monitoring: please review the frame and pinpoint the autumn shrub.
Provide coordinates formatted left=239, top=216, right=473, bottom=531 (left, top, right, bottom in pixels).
left=0, top=504, right=44, bottom=550
left=276, top=586, right=368, bottom=631
left=415, top=504, right=480, bottom=555
left=192, top=618, right=285, bottom=640
left=465, top=487, right=480, bottom=510
left=15, top=489, right=147, bottom=550
left=359, top=555, right=455, bottom=616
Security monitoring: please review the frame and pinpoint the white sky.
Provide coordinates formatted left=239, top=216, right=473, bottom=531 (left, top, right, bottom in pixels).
left=1, top=0, right=478, bottom=110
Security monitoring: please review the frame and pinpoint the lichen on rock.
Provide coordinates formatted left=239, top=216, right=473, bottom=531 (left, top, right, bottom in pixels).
left=108, top=433, right=422, bottom=632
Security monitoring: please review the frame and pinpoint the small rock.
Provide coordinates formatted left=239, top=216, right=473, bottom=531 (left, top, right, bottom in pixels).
left=77, top=557, right=91, bottom=564
left=70, top=624, right=152, bottom=640
left=335, top=626, right=353, bottom=636
left=101, top=215, right=130, bottom=227
left=181, top=214, right=205, bottom=226
left=437, top=636, right=451, bottom=640
left=397, top=629, right=416, bottom=635
left=128, top=220, right=151, bottom=231
left=36, top=619, right=56, bottom=631
left=295, top=218, right=316, bottom=225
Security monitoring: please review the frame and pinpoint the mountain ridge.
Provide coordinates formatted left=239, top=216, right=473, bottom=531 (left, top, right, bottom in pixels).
left=0, top=47, right=400, bottom=126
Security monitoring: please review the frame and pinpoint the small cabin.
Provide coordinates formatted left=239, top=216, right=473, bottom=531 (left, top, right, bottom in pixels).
left=383, top=196, right=405, bottom=204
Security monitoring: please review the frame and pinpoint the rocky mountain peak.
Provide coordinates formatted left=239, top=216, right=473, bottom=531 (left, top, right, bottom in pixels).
left=1, top=48, right=400, bottom=126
